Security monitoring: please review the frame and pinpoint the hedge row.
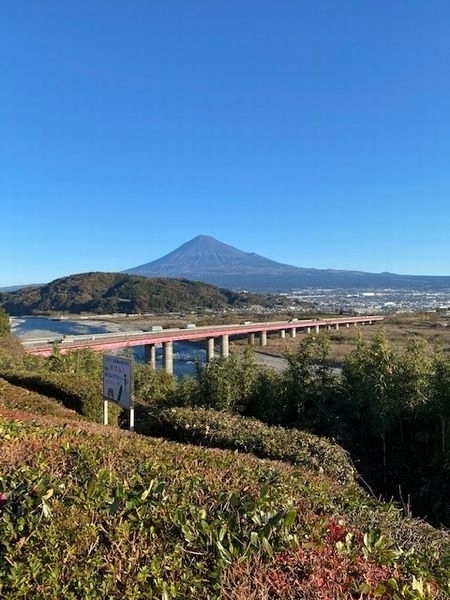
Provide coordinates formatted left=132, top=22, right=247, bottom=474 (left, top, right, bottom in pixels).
left=135, top=404, right=356, bottom=485
left=2, top=369, right=354, bottom=483
left=0, top=371, right=121, bottom=426
left=0, top=377, right=84, bottom=421
left=2, top=415, right=447, bottom=598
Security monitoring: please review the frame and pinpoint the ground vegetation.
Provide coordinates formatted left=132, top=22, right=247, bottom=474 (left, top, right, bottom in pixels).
left=1, top=312, right=450, bottom=597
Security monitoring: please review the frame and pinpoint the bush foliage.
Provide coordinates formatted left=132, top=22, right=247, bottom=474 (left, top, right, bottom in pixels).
left=1, top=325, right=450, bottom=597
left=0, top=370, right=121, bottom=426
left=170, top=334, right=450, bottom=527
left=1, top=413, right=449, bottom=599
left=134, top=405, right=355, bottom=485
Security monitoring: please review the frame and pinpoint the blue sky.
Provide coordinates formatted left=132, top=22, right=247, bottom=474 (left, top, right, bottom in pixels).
left=2, top=1, right=450, bottom=286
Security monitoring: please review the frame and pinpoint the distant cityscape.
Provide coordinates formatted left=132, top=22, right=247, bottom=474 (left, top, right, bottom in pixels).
left=284, top=288, right=450, bottom=315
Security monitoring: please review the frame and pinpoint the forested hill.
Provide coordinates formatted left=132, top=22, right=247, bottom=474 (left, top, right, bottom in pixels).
left=0, top=272, right=267, bottom=316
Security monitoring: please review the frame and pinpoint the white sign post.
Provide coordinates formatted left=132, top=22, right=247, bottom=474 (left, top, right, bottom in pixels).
left=103, top=355, right=134, bottom=430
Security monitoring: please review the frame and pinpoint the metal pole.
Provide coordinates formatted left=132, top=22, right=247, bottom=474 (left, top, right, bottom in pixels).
left=103, top=399, right=108, bottom=426
left=129, top=396, right=135, bottom=432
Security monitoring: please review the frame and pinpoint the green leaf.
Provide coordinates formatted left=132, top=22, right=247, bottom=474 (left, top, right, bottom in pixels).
left=358, top=582, right=371, bottom=594
left=86, top=477, right=96, bottom=500
left=283, top=509, right=297, bottom=529
left=141, top=488, right=150, bottom=501
left=262, top=536, right=273, bottom=556
left=215, top=540, right=232, bottom=563
left=387, top=578, right=399, bottom=590
left=41, top=488, right=54, bottom=501
left=41, top=499, right=51, bottom=518
left=154, top=482, right=165, bottom=495
left=218, top=525, right=227, bottom=542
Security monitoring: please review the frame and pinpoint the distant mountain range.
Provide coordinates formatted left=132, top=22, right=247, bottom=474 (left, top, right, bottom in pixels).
left=125, top=235, right=450, bottom=292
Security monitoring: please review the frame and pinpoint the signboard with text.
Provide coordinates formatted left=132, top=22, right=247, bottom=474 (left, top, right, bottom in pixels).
left=103, top=355, right=133, bottom=409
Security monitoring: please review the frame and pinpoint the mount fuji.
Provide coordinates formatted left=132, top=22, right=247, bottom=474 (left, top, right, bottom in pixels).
left=124, top=235, right=450, bottom=292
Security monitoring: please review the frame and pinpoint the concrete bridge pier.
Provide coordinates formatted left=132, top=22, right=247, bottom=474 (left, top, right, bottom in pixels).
left=315, top=324, right=320, bottom=334
left=306, top=327, right=311, bottom=334
left=144, top=344, right=156, bottom=369
left=221, top=334, right=229, bottom=358
left=335, top=323, right=339, bottom=330
left=248, top=333, right=255, bottom=345
left=207, top=337, right=215, bottom=362
left=163, top=341, right=174, bottom=375
left=280, top=329, right=286, bottom=339
left=260, top=331, right=267, bottom=346
left=291, top=327, right=297, bottom=338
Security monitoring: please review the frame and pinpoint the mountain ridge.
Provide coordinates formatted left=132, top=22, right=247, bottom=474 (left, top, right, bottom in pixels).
left=126, top=235, right=308, bottom=276
left=0, top=272, right=267, bottom=316
left=125, top=235, right=450, bottom=292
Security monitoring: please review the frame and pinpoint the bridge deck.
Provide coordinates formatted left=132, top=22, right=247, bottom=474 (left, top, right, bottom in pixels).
left=24, top=315, right=384, bottom=356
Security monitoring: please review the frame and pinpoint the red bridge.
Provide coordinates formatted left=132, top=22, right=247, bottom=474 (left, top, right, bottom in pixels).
left=23, top=315, right=384, bottom=375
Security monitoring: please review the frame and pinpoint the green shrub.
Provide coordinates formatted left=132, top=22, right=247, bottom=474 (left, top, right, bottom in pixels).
left=0, top=378, right=84, bottom=421
left=134, top=405, right=356, bottom=485
left=0, top=371, right=121, bottom=426
left=133, top=363, right=177, bottom=405
left=1, top=416, right=447, bottom=599
left=0, top=335, right=41, bottom=373
left=0, top=308, right=10, bottom=337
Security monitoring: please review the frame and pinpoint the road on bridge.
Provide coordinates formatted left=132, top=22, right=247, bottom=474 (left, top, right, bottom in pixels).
left=23, top=315, right=384, bottom=357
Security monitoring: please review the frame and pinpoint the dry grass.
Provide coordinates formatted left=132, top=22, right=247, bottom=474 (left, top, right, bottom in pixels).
left=232, top=312, right=450, bottom=364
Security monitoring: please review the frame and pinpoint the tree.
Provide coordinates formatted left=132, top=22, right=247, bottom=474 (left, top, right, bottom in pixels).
left=342, top=333, right=400, bottom=495
left=133, top=363, right=176, bottom=405
left=280, top=333, right=338, bottom=430
left=245, top=368, right=284, bottom=425
left=191, top=348, right=258, bottom=413
left=429, top=343, right=450, bottom=456
left=393, top=336, right=431, bottom=442
left=46, top=347, right=103, bottom=378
